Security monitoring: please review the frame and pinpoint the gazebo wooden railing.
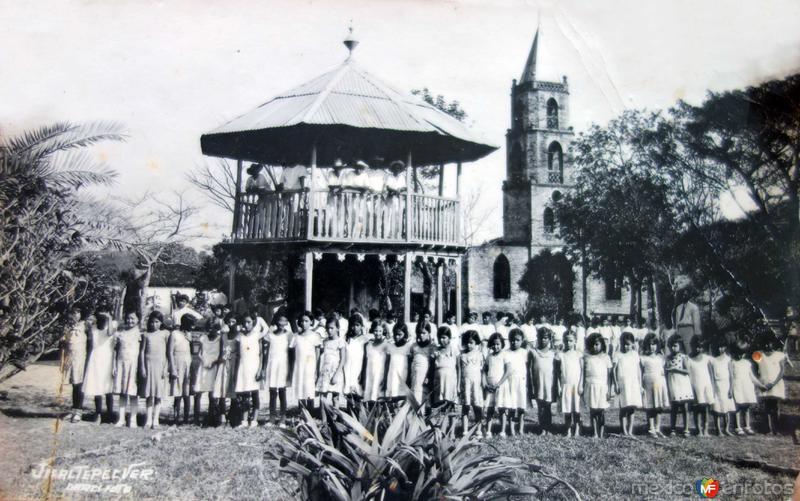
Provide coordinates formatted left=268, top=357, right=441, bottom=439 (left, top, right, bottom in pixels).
left=234, top=190, right=461, bottom=246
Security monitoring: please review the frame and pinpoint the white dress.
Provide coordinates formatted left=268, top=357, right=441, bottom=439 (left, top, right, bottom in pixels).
left=756, top=351, right=787, bottom=399
left=485, top=351, right=506, bottom=408
left=235, top=331, right=262, bottom=393
left=169, top=331, right=192, bottom=397
left=63, top=323, right=87, bottom=385
left=214, top=335, right=238, bottom=398
left=384, top=342, right=412, bottom=398
left=730, top=358, right=758, bottom=405
left=140, top=330, right=169, bottom=398
left=583, top=353, right=611, bottom=410
left=409, top=343, right=434, bottom=403
left=114, top=327, right=141, bottom=396
left=433, top=343, right=460, bottom=404
left=82, top=323, right=116, bottom=397
left=292, top=333, right=322, bottom=400
left=558, top=350, right=582, bottom=413
left=640, top=354, right=670, bottom=409
left=363, top=341, right=388, bottom=401
left=343, top=335, right=369, bottom=396
left=497, top=349, right=528, bottom=410
left=264, top=330, right=292, bottom=389
left=687, top=354, right=715, bottom=405
left=665, top=353, right=694, bottom=402
left=614, top=351, right=643, bottom=408
left=193, top=334, right=221, bottom=393
left=710, top=354, right=736, bottom=413
left=317, top=337, right=345, bottom=394
left=459, top=349, right=484, bottom=407
left=531, top=349, right=555, bottom=402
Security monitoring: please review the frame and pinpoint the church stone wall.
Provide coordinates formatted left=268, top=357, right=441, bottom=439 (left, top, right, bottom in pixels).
left=466, top=244, right=529, bottom=316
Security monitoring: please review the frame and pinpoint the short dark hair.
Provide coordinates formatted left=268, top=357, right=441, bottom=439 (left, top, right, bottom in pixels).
left=487, top=332, right=505, bottom=348
left=620, top=331, right=635, bottom=347
left=509, top=328, right=524, bottom=342
left=666, top=334, right=685, bottom=353
left=437, top=325, right=452, bottom=339
left=461, top=329, right=481, bottom=347
left=585, top=332, right=607, bottom=354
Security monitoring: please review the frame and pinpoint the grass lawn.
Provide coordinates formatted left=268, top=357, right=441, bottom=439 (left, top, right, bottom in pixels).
left=1, top=360, right=798, bottom=500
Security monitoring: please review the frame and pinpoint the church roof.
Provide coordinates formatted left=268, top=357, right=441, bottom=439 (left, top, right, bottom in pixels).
left=201, top=49, right=498, bottom=166
left=519, top=27, right=539, bottom=84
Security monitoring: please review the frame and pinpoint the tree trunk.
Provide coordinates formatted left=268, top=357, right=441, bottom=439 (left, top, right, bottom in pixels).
left=581, top=252, right=588, bottom=319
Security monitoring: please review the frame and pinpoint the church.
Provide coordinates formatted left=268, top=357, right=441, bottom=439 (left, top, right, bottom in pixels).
left=466, top=28, right=634, bottom=320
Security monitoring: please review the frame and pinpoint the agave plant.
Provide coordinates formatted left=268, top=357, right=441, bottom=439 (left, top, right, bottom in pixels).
left=266, top=401, right=581, bottom=500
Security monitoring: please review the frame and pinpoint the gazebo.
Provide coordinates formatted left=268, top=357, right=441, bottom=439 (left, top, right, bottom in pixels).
left=200, top=31, right=497, bottom=324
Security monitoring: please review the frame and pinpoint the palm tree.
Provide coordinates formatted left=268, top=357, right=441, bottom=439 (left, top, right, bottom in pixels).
left=0, top=122, right=124, bottom=382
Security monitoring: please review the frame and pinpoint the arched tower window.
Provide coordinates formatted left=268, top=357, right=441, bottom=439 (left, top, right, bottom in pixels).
left=547, top=142, right=563, bottom=184
left=509, top=143, right=523, bottom=180
left=493, top=254, right=511, bottom=300
left=546, top=98, right=559, bottom=129
left=543, top=207, right=555, bottom=234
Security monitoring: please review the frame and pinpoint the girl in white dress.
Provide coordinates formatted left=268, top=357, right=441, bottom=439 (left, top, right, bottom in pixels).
left=432, top=326, right=460, bottom=416
left=215, top=314, right=239, bottom=425
left=61, top=308, right=87, bottom=423
left=343, top=314, right=369, bottom=412
left=384, top=323, right=413, bottom=408
left=730, top=340, right=765, bottom=435
left=613, top=332, right=642, bottom=436
left=584, top=332, right=612, bottom=438
left=83, top=311, right=116, bottom=424
left=483, top=333, right=506, bottom=437
left=755, top=336, right=789, bottom=434
left=493, top=329, right=530, bottom=437
left=557, top=331, right=583, bottom=437
left=316, top=317, right=346, bottom=408
left=709, top=340, right=735, bottom=436
left=168, top=316, right=193, bottom=424
left=409, top=321, right=435, bottom=407
left=459, top=330, right=485, bottom=437
left=235, top=313, right=269, bottom=428
left=292, top=311, right=323, bottom=414
left=640, top=333, right=669, bottom=437
left=264, top=312, right=293, bottom=427
left=530, top=328, right=556, bottom=435
left=362, top=321, right=389, bottom=406
left=687, top=336, right=715, bottom=436
left=113, top=311, right=142, bottom=428
left=140, top=311, right=169, bottom=429
left=193, top=323, right=223, bottom=426
left=665, top=334, right=693, bottom=436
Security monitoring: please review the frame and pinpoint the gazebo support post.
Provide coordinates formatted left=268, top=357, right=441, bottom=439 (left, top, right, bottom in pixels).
left=232, top=159, right=244, bottom=239
left=307, top=144, right=317, bottom=239
left=405, top=151, right=413, bottom=242
left=404, top=252, right=413, bottom=324
left=455, top=256, right=462, bottom=325
left=304, top=251, right=313, bottom=311
left=436, top=259, right=444, bottom=325
left=438, top=164, right=444, bottom=197
left=456, top=161, right=462, bottom=243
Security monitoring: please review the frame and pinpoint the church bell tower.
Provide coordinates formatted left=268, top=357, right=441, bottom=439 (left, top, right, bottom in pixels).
left=502, top=27, right=575, bottom=253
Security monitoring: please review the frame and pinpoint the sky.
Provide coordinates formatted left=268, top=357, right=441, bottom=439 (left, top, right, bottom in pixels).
left=3, top=0, right=800, bottom=249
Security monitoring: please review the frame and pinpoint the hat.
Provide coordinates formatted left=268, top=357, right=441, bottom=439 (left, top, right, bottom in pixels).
left=246, top=163, right=263, bottom=175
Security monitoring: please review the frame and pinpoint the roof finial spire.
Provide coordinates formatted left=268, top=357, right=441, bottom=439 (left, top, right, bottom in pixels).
left=520, top=20, right=540, bottom=84
left=343, top=21, right=359, bottom=59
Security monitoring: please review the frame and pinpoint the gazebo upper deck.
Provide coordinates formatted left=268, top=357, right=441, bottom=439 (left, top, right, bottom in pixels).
left=200, top=30, right=497, bottom=250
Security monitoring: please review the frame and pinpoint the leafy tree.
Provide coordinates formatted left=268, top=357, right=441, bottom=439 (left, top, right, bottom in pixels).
left=0, top=123, right=122, bottom=382
left=555, top=110, right=681, bottom=321
left=650, top=74, right=800, bottom=318
left=518, top=249, right=574, bottom=320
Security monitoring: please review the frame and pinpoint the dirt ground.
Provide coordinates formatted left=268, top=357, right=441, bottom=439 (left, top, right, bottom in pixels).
left=0, top=360, right=798, bottom=500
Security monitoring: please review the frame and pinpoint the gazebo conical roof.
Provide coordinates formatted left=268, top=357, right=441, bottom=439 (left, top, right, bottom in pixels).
left=200, top=51, right=498, bottom=167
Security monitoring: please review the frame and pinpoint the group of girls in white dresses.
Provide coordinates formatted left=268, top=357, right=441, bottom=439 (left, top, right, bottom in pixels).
left=61, top=305, right=790, bottom=438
